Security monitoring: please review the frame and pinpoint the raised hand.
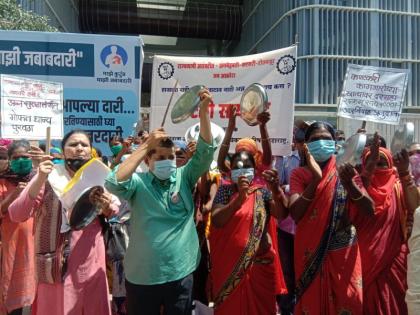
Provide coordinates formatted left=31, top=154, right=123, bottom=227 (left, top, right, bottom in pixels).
left=364, top=132, right=380, bottom=173
left=237, top=175, right=250, bottom=202
left=393, top=148, right=410, bottom=174
left=303, top=144, right=322, bottom=181
left=338, top=163, right=357, bottom=189
left=38, top=158, right=54, bottom=179
left=262, top=169, right=280, bottom=193
left=257, top=112, right=271, bottom=126
left=145, top=128, right=168, bottom=152
left=11, top=182, right=28, bottom=198
left=227, top=106, right=237, bottom=130
left=198, top=88, right=213, bottom=109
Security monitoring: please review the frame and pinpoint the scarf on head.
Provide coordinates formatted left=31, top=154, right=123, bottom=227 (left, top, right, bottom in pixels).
left=235, top=138, right=263, bottom=168
left=362, top=147, right=397, bottom=214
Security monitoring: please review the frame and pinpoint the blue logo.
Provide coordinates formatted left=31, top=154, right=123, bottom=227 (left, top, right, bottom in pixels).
left=100, top=45, right=128, bottom=70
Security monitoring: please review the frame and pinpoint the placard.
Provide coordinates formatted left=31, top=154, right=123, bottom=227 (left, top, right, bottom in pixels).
left=1, top=74, right=63, bottom=139
left=150, top=46, right=297, bottom=156
left=338, top=64, right=409, bottom=125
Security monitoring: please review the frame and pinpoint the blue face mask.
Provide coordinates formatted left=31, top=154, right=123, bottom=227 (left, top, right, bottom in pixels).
left=52, top=158, right=65, bottom=165
left=307, top=140, right=336, bottom=162
left=231, top=168, right=255, bottom=183
left=152, top=159, right=176, bottom=180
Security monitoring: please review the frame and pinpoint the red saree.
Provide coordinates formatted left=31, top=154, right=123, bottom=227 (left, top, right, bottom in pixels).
left=210, top=185, right=286, bottom=315
left=290, top=156, right=363, bottom=315
left=349, top=148, right=408, bottom=315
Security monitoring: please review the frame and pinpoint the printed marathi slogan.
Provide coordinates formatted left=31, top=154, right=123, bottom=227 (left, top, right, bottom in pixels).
left=1, top=74, right=63, bottom=139
left=150, top=46, right=297, bottom=156
left=338, top=64, right=409, bottom=125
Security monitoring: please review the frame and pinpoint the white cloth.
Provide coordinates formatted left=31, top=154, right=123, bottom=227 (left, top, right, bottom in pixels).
left=406, top=207, right=420, bottom=315
left=47, top=164, right=72, bottom=232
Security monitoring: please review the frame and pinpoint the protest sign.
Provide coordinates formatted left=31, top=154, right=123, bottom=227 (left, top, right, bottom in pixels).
left=0, top=30, right=143, bottom=154
left=150, top=46, right=297, bottom=156
left=1, top=74, right=63, bottom=139
left=338, top=64, right=409, bottom=125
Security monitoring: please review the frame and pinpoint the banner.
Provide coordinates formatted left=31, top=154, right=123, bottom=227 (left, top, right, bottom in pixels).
left=1, top=75, right=63, bottom=139
left=338, top=64, right=409, bottom=125
left=0, top=30, right=143, bottom=154
left=150, top=46, right=297, bottom=156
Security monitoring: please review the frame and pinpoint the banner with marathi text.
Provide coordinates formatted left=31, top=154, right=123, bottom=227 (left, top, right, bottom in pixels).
left=150, top=46, right=297, bottom=156
left=338, top=64, right=409, bottom=125
left=0, top=30, right=143, bottom=154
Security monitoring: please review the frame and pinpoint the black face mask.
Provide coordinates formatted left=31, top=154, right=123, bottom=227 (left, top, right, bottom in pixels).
left=66, top=158, right=88, bottom=172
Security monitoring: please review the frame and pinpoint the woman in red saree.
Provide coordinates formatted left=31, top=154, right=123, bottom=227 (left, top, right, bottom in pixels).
left=350, top=136, right=408, bottom=315
left=210, top=151, right=287, bottom=315
left=289, top=122, right=374, bottom=315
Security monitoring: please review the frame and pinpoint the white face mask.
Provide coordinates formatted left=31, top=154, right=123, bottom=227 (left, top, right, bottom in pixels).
left=231, top=168, right=255, bottom=183
left=152, top=159, right=176, bottom=180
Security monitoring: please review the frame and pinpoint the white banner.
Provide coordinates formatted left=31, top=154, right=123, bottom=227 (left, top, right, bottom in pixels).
left=338, top=64, right=409, bottom=125
left=150, top=46, right=297, bottom=156
left=1, top=74, right=63, bottom=139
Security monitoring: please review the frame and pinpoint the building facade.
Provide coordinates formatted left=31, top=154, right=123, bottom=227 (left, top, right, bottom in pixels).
left=16, top=0, right=79, bottom=32
left=230, top=0, right=420, bottom=140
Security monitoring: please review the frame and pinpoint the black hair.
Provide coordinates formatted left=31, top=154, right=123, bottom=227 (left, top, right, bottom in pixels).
left=304, top=121, right=336, bottom=142
left=8, top=140, right=30, bottom=158
left=230, top=150, right=256, bottom=169
left=109, top=135, right=124, bottom=145
left=39, top=143, right=46, bottom=152
left=61, top=129, right=92, bottom=150
left=147, top=138, right=174, bottom=157
left=365, top=134, right=387, bottom=148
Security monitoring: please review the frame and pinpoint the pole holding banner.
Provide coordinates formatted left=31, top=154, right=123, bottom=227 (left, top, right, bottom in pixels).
left=45, top=126, right=51, bottom=155
left=161, top=79, right=179, bottom=127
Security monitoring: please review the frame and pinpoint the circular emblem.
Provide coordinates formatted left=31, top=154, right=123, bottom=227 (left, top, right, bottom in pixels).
left=171, top=192, right=180, bottom=204
left=276, top=55, right=296, bottom=75
left=158, top=62, right=175, bottom=80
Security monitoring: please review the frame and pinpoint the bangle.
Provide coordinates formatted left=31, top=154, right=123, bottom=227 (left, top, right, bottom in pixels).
left=300, top=194, right=313, bottom=202
left=350, top=194, right=364, bottom=201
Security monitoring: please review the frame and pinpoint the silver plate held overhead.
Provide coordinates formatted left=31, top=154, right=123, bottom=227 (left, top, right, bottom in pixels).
left=240, top=83, right=269, bottom=126
left=171, top=85, right=205, bottom=124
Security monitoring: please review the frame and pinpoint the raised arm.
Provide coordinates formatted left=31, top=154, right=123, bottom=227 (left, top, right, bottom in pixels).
left=0, top=182, right=27, bottom=216
left=257, top=112, right=272, bottom=166
left=339, top=163, right=374, bottom=216
left=217, top=106, right=236, bottom=173
left=115, top=128, right=166, bottom=182
left=262, top=169, right=288, bottom=219
left=289, top=145, right=322, bottom=223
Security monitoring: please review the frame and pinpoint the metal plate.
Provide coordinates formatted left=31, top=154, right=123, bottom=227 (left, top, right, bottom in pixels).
left=240, top=83, right=268, bottom=126
left=185, top=122, right=225, bottom=147
left=171, top=85, right=205, bottom=124
left=69, top=186, right=103, bottom=231
left=391, top=122, right=415, bottom=154
left=336, top=133, right=367, bottom=167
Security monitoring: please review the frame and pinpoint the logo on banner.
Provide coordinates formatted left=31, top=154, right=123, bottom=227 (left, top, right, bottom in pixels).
left=100, top=45, right=128, bottom=70
left=158, top=62, right=174, bottom=80
left=276, top=55, right=296, bottom=75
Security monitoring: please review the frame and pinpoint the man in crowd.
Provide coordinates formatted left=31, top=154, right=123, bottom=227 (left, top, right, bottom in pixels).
left=105, top=88, right=215, bottom=315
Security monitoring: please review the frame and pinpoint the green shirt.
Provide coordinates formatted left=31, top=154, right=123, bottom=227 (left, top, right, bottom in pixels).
left=105, top=136, right=215, bottom=285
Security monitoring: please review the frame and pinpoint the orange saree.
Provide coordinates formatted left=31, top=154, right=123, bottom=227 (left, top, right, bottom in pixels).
left=210, top=184, right=286, bottom=315
left=290, top=156, right=363, bottom=315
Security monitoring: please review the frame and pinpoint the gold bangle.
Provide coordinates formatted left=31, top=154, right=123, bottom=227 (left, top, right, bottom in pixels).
left=350, top=194, right=364, bottom=201
left=300, top=194, right=313, bottom=202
